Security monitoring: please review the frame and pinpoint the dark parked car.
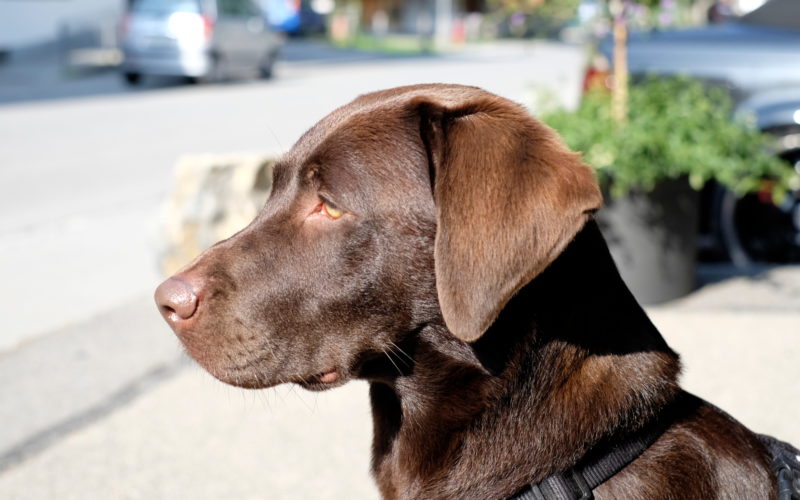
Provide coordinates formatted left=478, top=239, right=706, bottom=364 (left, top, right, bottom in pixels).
left=120, top=0, right=283, bottom=84
left=598, top=0, right=800, bottom=266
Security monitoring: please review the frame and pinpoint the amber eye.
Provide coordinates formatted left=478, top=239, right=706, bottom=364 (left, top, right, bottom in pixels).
left=322, top=201, right=343, bottom=220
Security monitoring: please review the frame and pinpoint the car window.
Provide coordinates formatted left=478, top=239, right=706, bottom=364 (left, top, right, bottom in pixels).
left=245, top=0, right=262, bottom=17
left=130, top=0, right=201, bottom=15
left=217, top=0, right=259, bottom=16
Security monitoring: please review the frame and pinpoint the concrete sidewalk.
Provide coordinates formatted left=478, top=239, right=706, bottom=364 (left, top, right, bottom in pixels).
left=0, top=265, right=798, bottom=500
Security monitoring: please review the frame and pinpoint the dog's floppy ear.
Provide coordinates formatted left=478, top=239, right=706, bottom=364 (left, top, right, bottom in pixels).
left=411, top=86, right=602, bottom=342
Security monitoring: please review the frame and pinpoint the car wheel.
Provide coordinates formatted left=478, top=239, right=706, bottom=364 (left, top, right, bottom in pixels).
left=208, top=53, right=227, bottom=82
left=259, top=52, right=276, bottom=79
left=123, top=72, right=141, bottom=85
left=713, top=161, right=800, bottom=267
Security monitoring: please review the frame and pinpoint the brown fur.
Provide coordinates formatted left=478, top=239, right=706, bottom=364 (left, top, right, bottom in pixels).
left=155, top=84, right=775, bottom=499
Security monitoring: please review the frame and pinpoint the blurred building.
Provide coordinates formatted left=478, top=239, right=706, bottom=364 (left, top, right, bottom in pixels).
left=329, top=0, right=485, bottom=46
left=0, top=0, right=121, bottom=50
left=358, top=0, right=483, bottom=35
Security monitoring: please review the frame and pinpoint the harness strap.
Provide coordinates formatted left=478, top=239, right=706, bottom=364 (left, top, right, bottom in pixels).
left=508, top=422, right=667, bottom=500
left=508, top=426, right=800, bottom=500
left=757, top=434, right=800, bottom=500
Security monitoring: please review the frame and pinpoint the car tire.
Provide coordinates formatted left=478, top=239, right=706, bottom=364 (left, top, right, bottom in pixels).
left=713, top=169, right=800, bottom=267
left=123, top=72, right=141, bottom=85
left=259, top=52, right=276, bottom=79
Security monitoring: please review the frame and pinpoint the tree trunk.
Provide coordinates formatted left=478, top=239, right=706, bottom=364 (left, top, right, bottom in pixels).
left=610, top=0, right=628, bottom=124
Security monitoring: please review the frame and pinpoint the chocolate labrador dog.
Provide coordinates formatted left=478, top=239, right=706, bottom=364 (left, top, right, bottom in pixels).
left=155, top=84, right=789, bottom=499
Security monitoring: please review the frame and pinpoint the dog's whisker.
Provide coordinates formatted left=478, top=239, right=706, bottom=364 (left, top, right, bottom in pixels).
left=383, top=345, right=407, bottom=366
left=263, top=124, right=285, bottom=155
left=255, top=387, right=271, bottom=412
left=299, top=393, right=315, bottom=414
left=382, top=348, right=403, bottom=376
left=273, top=379, right=290, bottom=407
left=386, top=345, right=409, bottom=369
left=389, top=341, right=414, bottom=363
left=388, top=341, right=414, bottom=366
left=288, top=382, right=316, bottom=413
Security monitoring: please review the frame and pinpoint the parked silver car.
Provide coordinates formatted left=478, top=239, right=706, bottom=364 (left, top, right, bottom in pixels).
left=598, top=0, right=800, bottom=265
left=119, top=0, right=283, bottom=84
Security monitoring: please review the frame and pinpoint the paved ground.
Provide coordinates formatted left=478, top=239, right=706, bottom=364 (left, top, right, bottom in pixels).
left=0, top=264, right=797, bottom=500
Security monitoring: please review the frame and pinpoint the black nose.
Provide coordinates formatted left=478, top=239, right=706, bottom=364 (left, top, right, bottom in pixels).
left=155, top=276, right=199, bottom=325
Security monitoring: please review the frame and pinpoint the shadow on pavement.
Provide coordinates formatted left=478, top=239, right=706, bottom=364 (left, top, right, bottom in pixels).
left=696, top=262, right=782, bottom=287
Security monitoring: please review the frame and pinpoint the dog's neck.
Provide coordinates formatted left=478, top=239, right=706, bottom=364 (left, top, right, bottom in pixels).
left=366, top=221, right=681, bottom=499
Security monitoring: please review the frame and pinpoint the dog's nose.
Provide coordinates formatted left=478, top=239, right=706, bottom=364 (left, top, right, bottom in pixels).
left=155, top=276, right=199, bottom=325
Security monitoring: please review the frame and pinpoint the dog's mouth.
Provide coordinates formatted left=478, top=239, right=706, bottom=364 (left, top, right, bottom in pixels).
left=298, top=368, right=347, bottom=392
left=209, top=363, right=348, bottom=392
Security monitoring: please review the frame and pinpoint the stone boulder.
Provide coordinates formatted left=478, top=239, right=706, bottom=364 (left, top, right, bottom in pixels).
left=159, top=153, right=275, bottom=276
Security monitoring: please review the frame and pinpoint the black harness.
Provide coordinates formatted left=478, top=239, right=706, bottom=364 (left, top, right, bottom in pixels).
left=759, top=434, right=800, bottom=500
left=508, top=424, right=800, bottom=500
left=508, top=418, right=668, bottom=500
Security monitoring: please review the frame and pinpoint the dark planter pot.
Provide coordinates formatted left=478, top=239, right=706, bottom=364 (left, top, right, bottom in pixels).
left=597, top=178, right=699, bottom=305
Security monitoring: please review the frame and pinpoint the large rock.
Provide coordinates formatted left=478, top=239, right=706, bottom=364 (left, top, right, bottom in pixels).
left=159, top=154, right=275, bottom=276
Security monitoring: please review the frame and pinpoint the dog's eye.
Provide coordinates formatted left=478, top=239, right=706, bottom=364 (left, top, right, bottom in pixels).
left=322, top=201, right=343, bottom=220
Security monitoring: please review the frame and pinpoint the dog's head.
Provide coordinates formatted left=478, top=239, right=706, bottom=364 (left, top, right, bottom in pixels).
left=155, top=84, right=601, bottom=391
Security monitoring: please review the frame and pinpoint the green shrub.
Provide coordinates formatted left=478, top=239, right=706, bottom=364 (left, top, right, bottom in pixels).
left=543, top=76, right=798, bottom=199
